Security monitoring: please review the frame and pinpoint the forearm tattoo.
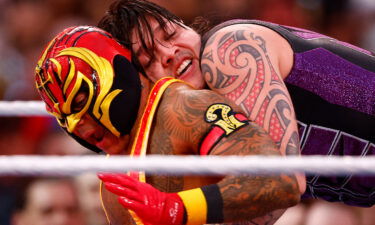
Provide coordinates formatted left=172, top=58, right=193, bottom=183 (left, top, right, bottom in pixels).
left=210, top=124, right=299, bottom=223
left=201, top=29, right=300, bottom=156
left=154, top=88, right=299, bottom=223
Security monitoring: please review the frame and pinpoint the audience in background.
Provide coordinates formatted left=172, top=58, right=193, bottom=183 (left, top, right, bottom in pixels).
left=75, top=173, right=107, bottom=225
left=11, top=178, right=86, bottom=225
left=37, top=129, right=88, bottom=156
left=0, top=0, right=374, bottom=225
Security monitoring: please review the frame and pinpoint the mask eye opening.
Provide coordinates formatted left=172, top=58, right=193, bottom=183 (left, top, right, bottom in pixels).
left=71, top=82, right=89, bottom=113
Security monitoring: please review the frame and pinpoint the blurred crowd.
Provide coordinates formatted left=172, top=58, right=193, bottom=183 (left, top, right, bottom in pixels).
left=0, top=0, right=374, bottom=225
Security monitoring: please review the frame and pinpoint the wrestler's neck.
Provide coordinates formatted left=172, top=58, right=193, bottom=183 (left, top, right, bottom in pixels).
left=138, top=75, right=154, bottom=117
left=125, top=75, right=154, bottom=151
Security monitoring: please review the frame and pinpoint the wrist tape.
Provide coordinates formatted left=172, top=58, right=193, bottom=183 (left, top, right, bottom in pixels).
left=177, top=184, right=223, bottom=225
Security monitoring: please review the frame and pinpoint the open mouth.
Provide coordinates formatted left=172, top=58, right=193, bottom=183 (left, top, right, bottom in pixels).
left=176, top=59, right=192, bottom=77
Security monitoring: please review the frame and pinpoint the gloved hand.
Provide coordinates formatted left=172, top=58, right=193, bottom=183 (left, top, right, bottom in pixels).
left=98, top=173, right=185, bottom=225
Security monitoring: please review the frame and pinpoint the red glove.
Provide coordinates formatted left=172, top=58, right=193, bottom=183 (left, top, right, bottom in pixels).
left=98, top=173, right=185, bottom=225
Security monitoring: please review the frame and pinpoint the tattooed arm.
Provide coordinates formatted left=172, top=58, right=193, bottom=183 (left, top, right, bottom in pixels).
left=99, top=84, right=300, bottom=225
left=209, top=105, right=300, bottom=223
left=200, top=24, right=306, bottom=224
left=158, top=85, right=301, bottom=223
left=200, top=23, right=305, bottom=188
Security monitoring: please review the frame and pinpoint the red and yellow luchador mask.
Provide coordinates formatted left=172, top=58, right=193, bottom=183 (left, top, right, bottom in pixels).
left=35, top=26, right=141, bottom=152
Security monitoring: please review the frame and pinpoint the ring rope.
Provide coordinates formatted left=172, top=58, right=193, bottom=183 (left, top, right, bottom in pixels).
left=0, top=101, right=49, bottom=116
left=0, top=102, right=373, bottom=177
left=0, top=155, right=375, bottom=176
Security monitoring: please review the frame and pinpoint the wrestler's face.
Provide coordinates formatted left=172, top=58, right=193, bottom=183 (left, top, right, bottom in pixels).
left=132, top=19, right=206, bottom=89
left=14, top=180, right=84, bottom=225
left=71, top=91, right=130, bottom=155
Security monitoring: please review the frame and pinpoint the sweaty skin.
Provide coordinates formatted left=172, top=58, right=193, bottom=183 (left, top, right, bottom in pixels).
left=35, top=25, right=301, bottom=225
left=131, top=19, right=305, bottom=188
left=201, top=24, right=298, bottom=156
left=132, top=20, right=205, bottom=89
left=100, top=81, right=300, bottom=225
left=200, top=24, right=306, bottom=225
left=130, top=21, right=305, bottom=225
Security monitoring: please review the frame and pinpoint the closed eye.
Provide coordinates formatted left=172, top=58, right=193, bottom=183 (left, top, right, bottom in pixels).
left=164, top=30, right=176, bottom=41
left=144, top=55, right=156, bottom=69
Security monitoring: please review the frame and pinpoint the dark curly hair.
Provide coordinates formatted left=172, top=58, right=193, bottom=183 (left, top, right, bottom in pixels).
left=98, top=0, right=184, bottom=74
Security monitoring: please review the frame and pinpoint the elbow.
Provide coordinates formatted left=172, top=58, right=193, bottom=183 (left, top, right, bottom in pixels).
left=279, top=189, right=300, bottom=210
left=287, top=190, right=301, bottom=208
left=281, top=174, right=301, bottom=208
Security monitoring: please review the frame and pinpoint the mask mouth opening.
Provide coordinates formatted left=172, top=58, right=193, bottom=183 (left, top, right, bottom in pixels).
left=68, top=132, right=104, bottom=154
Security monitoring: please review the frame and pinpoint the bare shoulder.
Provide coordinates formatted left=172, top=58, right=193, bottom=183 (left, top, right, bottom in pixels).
left=162, top=82, right=229, bottom=103
left=162, top=82, right=244, bottom=113
left=200, top=21, right=301, bottom=157
left=202, top=23, right=293, bottom=79
left=155, top=83, right=245, bottom=153
left=205, top=23, right=290, bottom=52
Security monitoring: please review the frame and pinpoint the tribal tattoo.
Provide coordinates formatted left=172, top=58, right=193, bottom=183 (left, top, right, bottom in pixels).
left=201, top=28, right=300, bottom=157
left=210, top=117, right=300, bottom=223
left=213, top=127, right=299, bottom=222
left=149, top=85, right=299, bottom=223
left=149, top=128, right=185, bottom=193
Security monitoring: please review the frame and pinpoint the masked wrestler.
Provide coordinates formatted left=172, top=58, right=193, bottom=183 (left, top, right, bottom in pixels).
left=35, top=26, right=301, bottom=225
left=98, top=0, right=375, bottom=208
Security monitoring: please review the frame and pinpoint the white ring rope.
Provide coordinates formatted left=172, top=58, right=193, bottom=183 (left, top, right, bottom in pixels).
left=0, top=155, right=374, bottom=176
left=0, top=102, right=373, bottom=177
left=0, top=101, right=49, bottom=116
